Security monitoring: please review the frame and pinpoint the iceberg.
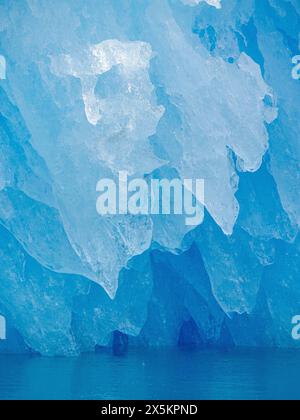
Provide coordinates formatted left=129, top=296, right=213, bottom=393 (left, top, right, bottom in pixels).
left=0, top=0, right=299, bottom=355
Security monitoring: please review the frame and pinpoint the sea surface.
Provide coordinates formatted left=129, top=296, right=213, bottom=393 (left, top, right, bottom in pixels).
left=0, top=348, right=299, bottom=400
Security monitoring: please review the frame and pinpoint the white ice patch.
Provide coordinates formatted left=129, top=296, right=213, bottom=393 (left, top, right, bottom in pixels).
left=51, top=40, right=163, bottom=127
left=181, top=0, right=222, bottom=9
left=51, top=40, right=165, bottom=175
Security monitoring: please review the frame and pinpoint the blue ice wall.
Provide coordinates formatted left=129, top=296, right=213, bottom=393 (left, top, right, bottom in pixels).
left=0, top=0, right=300, bottom=355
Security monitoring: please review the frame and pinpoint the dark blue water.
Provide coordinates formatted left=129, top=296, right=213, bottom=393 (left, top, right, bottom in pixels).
left=0, top=348, right=300, bottom=400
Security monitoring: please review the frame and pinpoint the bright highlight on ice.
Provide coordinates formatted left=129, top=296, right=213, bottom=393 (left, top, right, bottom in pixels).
left=181, top=0, right=222, bottom=9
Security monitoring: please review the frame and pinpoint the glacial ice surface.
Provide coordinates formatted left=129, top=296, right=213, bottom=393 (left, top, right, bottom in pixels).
left=0, top=0, right=299, bottom=355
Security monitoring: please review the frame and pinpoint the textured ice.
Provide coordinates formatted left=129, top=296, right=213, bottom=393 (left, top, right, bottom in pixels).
left=0, top=0, right=299, bottom=355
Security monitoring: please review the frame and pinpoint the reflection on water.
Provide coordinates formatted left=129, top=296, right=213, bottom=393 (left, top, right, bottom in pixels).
left=0, top=348, right=300, bottom=400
